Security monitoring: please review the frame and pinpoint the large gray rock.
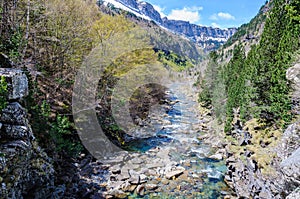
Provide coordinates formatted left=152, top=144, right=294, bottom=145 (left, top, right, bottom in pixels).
left=0, top=124, right=34, bottom=140
left=286, top=63, right=300, bottom=89
left=281, top=147, right=300, bottom=193
left=287, top=63, right=300, bottom=114
left=0, top=102, right=28, bottom=126
left=278, top=121, right=300, bottom=160
left=0, top=68, right=28, bottom=100
left=0, top=72, right=54, bottom=198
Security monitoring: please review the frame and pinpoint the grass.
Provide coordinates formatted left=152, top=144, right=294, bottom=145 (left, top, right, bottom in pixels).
left=226, top=118, right=282, bottom=175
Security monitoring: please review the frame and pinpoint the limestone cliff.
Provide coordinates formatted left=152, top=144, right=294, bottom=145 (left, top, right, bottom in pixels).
left=0, top=68, right=54, bottom=199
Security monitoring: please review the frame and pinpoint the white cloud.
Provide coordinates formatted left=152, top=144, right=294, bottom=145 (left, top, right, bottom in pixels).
left=210, top=12, right=235, bottom=21
left=167, top=6, right=203, bottom=23
left=153, top=4, right=166, bottom=18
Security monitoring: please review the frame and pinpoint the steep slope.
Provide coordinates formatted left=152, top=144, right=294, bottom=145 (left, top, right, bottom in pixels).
left=98, top=0, right=237, bottom=51
left=218, top=2, right=269, bottom=62
left=198, top=0, right=300, bottom=198
left=98, top=1, right=204, bottom=63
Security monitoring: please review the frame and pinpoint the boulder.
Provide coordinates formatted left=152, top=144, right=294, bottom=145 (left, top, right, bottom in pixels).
left=0, top=102, right=28, bottom=125
left=0, top=68, right=28, bottom=100
left=165, top=166, right=185, bottom=179
left=0, top=124, right=33, bottom=141
left=287, top=63, right=300, bottom=114
left=209, top=153, right=223, bottom=160
left=281, top=147, right=300, bottom=191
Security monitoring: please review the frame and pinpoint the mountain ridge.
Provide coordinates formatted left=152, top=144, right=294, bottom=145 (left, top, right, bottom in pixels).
left=99, top=0, right=237, bottom=51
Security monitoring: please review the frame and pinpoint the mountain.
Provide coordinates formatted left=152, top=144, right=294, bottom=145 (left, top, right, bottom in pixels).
left=98, top=0, right=237, bottom=51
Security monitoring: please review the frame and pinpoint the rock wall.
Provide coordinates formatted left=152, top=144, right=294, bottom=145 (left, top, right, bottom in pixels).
left=0, top=68, right=54, bottom=199
left=224, top=63, right=300, bottom=198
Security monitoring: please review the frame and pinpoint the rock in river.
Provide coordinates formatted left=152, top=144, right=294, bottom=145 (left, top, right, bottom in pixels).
left=165, top=166, right=185, bottom=179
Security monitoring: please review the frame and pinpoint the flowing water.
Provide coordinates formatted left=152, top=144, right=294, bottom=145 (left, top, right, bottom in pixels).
left=100, top=81, right=230, bottom=198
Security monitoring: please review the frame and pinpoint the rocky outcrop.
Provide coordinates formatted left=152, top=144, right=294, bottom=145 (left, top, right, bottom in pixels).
left=0, top=68, right=28, bottom=100
left=225, top=155, right=283, bottom=198
left=0, top=68, right=54, bottom=199
left=224, top=62, right=300, bottom=198
left=287, top=63, right=300, bottom=115
left=224, top=118, right=300, bottom=198
left=138, top=1, right=162, bottom=24
left=162, top=18, right=237, bottom=50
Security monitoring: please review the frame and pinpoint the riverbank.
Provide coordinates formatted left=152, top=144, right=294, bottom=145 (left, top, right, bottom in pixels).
left=198, top=99, right=300, bottom=199
left=56, top=80, right=232, bottom=198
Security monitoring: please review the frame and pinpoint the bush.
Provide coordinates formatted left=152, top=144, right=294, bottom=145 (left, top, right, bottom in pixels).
left=50, top=115, right=83, bottom=156
left=0, top=76, right=8, bottom=111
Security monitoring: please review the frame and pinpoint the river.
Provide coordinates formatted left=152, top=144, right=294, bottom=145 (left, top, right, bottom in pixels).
left=94, top=80, right=231, bottom=198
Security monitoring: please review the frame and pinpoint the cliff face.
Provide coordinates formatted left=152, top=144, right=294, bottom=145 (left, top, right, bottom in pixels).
left=161, top=18, right=237, bottom=50
left=139, top=1, right=162, bottom=24
left=100, top=0, right=237, bottom=51
left=0, top=68, right=54, bottom=199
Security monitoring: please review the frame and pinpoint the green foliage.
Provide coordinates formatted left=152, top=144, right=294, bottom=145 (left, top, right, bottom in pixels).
left=50, top=115, right=83, bottom=156
left=200, top=0, right=300, bottom=132
left=198, top=81, right=212, bottom=107
left=40, top=100, right=51, bottom=118
left=0, top=76, right=8, bottom=111
left=250, top=0, right=299, bottom=125
left=0, top=27, right=23, bottom=62
left=157, top=50, right=194, bottom=71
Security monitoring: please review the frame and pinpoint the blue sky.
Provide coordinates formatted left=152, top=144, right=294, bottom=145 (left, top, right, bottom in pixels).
left=144, top=0, right=267, bottom=29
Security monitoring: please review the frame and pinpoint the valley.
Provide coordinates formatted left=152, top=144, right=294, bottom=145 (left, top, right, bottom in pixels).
left=0, top=0, right=299, bottom=198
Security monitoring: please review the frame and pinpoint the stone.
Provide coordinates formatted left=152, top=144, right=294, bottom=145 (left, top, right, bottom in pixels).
left=146, top=162, right=165, bottom=169
left=0, top=68, right=28, bottom=100
left=258, top=191, right=270, bottom=199
left=0, top=124, right=33, bottom=141
left=192, top=174, right=200, bottom=179
left=128, top=170, right=140, bottom=184
left=286, top=187, right=300, bottom=199
left=108, top=181, right=124, bottom=190
left=0, top=102, right=28, bottom=126
left=110, top=165, right=121, bottom=174
left=118, top=168, right=130, bottom=181
left=281, top=147, right=300, bottom=189
left=129, top=157, right=144, bottom=165
left=145, top=183, right=158, bottom=190
left=121, top=181, right=137, bottom=192
left=165, top=166, right=185, bottom=179
left=139, top=174, right=148, bottom=183
left=209, top=153, right=223, bottom=160
left=136, top=184, right=145, bottom=196
left=177, top=170, right=190, bottom=181
left=147, top=169, right=157, bottom=176
left=239, top=131, right=251, bottom=146
left=287, top=63, right=300, bottom=89
left=0, top=70, right=53, bottom=199
left=183, top=160, right=191, bottom=167
left=278, top=122, right=300, bottom=160
left=108, top=189, right=127, bottom=199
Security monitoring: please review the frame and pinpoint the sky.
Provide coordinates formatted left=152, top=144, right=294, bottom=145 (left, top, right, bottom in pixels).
left=144, top=0, right=267, bottom=29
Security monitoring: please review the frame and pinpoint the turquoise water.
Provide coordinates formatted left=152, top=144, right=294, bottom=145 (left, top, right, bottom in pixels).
left=124, top=86, right=230, bottom=198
